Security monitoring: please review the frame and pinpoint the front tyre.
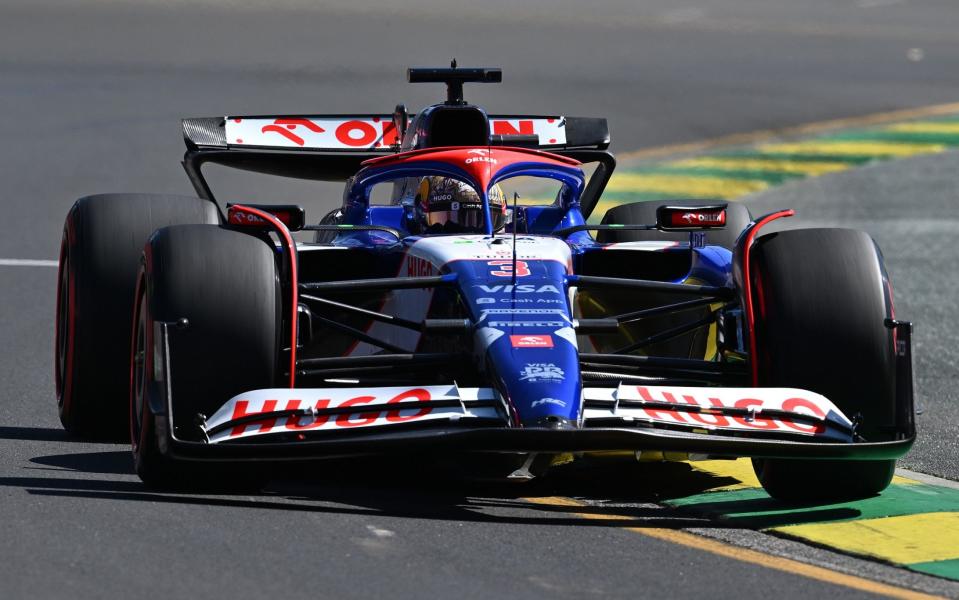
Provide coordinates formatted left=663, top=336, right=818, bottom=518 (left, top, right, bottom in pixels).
left=749, top=228, right=899, bottom=502
left=131, top=225, right=279, bottom=490
left=751, top=458, right=895, bottom=503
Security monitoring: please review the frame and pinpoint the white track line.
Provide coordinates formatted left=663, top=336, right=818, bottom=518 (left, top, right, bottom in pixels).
left=0, top=259, right=58, bottom=267
left=896, top=468, right=959, bottom=490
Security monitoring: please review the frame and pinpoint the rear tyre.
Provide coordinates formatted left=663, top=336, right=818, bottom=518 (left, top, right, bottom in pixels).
left=596, top=199, right=751, bottom=249
left=56, top=194, right=219, bottom=439
left=131, top=225, right=279, bottom=491
left=313, top=207, right=342, bottom=244
left=749, top=228, right=898, bottom=502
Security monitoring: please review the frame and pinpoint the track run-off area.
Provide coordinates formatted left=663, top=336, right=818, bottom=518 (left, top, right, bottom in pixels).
left=602, top=100, right=959, bottom=217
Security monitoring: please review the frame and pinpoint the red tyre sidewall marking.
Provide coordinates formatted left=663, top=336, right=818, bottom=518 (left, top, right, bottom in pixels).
left=54, top=233, right=66, bottom=401
left=57, top=223, right=78, bottom=416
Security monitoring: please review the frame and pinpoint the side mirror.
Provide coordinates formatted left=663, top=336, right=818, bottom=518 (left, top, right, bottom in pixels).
left=227, top=204, right=306, bottom=232
left=657, top=204, right=727, bottom=231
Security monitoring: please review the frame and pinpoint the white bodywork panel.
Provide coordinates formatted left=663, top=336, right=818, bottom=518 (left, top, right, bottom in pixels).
left=225, top=117, right=567, bottom=150
left=205, top=385, right=500, bottom=443
left=583, top=384, right=854, bottom=441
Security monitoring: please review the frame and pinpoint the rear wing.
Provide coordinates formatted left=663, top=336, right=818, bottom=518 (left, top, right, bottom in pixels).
left=181, top=114, right=613, bottom=216
left=183, top=114, right=608, bottom=152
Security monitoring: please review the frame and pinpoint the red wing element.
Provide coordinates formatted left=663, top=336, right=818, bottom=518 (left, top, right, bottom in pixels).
left=260, top=119, right=326, bottom=146
left=261, top=125, right=305, bottom=146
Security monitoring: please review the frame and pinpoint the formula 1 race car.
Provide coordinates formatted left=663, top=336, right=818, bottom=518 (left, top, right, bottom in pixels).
left=55, top=66, right=915, bottom=501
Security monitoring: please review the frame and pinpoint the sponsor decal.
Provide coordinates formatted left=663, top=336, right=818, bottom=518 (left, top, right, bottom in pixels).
left=487, top=260, right=530, bottom=277
left=491, top=118, right=567, bottom=145
left=333, top=120, right=387, bottom=147
left=510, top=335, right=554, bottom=348
left=480, top=308, right=567, bottom=315
left=531, top=397, right=567, bottom=408
left=477, top=284, right=561, bottom=294
left=465, top=149, right=498, bottom=165
left=494, top=298, right=562, bottom=304
left=489, top=321, right=567, bottom=328
left=205, top=385, right=501, bottom=443
left=229, top=211, right=270, bottom=227
left=226, top=205, right=304, bottom=230
left=476, top=297, right=496, bottom=304
left=406, top=256, right=434, bottom=277
left=229, top=117, right=398, bottom=149
left=581, top=385, right=854, bottom=440
left=635, top=386, right=824, bottom=432
left=226, top=388, right=434, bottom=438
left=488, top=298, right=564, bottom=304
left=259, top=118, right=325, bottom=146
left=666, top=209, right=726, bottom=228
left=519, top=363, right=565, bottom=383
left=227, top=116, right=566, bottom=150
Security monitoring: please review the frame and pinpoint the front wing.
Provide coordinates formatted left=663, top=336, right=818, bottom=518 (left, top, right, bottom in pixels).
left=161, top=383, right=914, bottom=463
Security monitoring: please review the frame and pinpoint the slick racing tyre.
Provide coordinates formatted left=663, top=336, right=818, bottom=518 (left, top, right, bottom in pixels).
left=131, top=225, right=279, bottom=490
left=313, top=207, right=343, bottom=244
left=596, top=199, right=751, bottom=249
left=56, top=194, right=219, bottom=439
left=749, top=228, right=897, bottom=502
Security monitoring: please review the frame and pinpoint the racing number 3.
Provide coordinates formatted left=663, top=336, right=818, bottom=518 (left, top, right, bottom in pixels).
left=488, top=260, right=530, bottom=277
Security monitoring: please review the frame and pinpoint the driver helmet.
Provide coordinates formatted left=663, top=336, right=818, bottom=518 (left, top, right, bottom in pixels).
left=415, top=176, right=507, bottom=233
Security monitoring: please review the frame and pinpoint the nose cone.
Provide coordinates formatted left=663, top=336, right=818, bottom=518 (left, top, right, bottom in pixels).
left=441, top=236, right=580, bottom=427
left=495, top=333, right=582, bottom=427
left=463, top=282, right=582, bottom=426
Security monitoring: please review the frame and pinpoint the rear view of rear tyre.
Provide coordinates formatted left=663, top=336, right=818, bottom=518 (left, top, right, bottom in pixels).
left=131, top=225, right=279, bottom=490
left=596, top=199, right=752, bottom=249
left=56, top=194, right=219, bottom=439
left=749, top=228, right=898, bottom=502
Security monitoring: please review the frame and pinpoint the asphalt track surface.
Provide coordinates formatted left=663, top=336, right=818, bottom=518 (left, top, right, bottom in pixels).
left=2, top=1, right=959, bottom=598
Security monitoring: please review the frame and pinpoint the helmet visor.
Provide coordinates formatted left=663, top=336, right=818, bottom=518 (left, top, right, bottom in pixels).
left=424, top=199, right=488, bottom=230
left=418, top=177, right=506, bottom=233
